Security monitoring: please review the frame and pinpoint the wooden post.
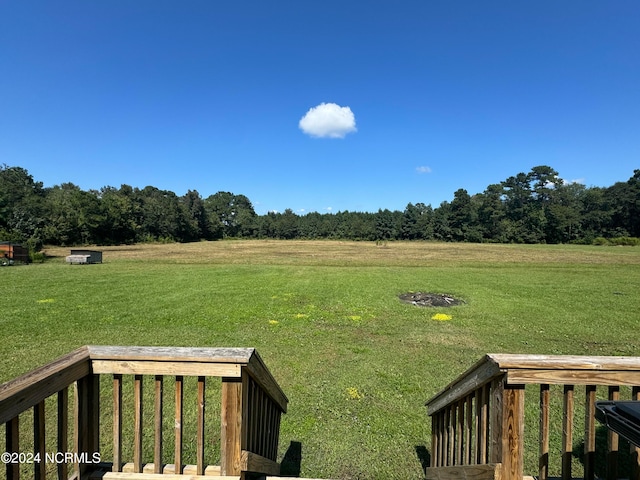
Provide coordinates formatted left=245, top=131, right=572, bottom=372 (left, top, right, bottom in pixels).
left=490, top=376, right=524, bottom=480
left=75, top=374, right=100, bottom=480
left=221, top=377, right=243, bottom=476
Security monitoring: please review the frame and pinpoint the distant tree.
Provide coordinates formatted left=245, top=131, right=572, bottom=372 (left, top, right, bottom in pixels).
left=432, top=201, right=453, bottom=241
left=0, top=165, right=46, bottom=246
left=95, top=185, right=140, bottom=244
left=204, top=192, right=256, bottom=238
left=43, top=183, right=102, bottom=245
left=476, top=184, right=507, bottom=242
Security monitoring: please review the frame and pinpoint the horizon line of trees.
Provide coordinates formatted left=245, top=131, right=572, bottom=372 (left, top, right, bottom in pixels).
left=1, top=164, right=639, bottom=251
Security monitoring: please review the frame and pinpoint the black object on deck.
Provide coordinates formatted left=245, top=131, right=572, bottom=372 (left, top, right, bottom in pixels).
left=595, top=401, right=640, bottom=447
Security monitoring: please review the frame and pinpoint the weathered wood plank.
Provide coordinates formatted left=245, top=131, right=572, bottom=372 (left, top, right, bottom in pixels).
left=506, top=369, right=640, bottom=386
left=87, top=345, right=255, bottom=363
left=427, top=356, right=502, bottom=415
left=0, top=347, right=91, bottom=424
left=425, top=464, right=502, bottom=480
left=91, top=360, right=241, bottom=377
left=246, top=350, right=288, bottom=413
left=240, top=450, right=281, bottom=476
left=116, top=462, right=221, bottom=475
left=96, top=471, right=235, bottom=480
left=488, top=353, right=640, bottom=371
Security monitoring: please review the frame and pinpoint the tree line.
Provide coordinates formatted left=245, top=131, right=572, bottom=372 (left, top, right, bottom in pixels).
left=1, top=164, right=638, bottom=252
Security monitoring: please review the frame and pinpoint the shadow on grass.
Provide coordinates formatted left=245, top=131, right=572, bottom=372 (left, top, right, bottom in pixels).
left=573, top=425, right=634, bottom=479
left=280, top=441, right=302, bottom=477
left=415, top=445, right=431, bottom=476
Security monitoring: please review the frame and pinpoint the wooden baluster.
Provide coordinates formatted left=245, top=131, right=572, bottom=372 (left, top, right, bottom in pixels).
left=6, top=416, right=19, bottom=480
left=133, top=375, right=143, bottom=473
left=113, top=375, right=122, bottom=472
left=584, top=385, right=596, bottom=480
left=631, top=387, right=640, bottom=480
left=58, top=387, right=69, bottom=480
left=449, top=404, right=456, bottom=465
left=455, top=399, right=464, bottom=465
left=607, top=386, right=619, bottom=480
left=562, top=384, right=574, bottom=480
left=431, top=412, right=439, bottom=467
left=267, top=400, right=275, bottom=460
left=273, top=407, right=282, bottom=461
left=174, top=376, right=183, bottom=474
left=34, top=401, right=45, bottom=480
left=443, top=406, right=450, bottom=466
left=477, top=384, right=489, bottom=464
left=260, top=388, right=268, bottom=457
left=196, top=376, right=206, bottom=475
left=154, top=375, right=163, bottom=474
left=465, top=393, right=473, bottom=465
left=539, top=384, right=550, bottom=480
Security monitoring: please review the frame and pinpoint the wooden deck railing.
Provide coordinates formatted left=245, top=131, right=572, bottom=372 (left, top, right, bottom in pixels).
left=0, top=346, right=288, bottom=480
left=425, top=354, right=640, bottom=480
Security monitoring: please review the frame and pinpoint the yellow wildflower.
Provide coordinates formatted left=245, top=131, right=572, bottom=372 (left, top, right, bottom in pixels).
left=346, top=387, right=363, bottom=400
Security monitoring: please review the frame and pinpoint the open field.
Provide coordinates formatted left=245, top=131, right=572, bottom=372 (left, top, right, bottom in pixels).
left=2, top=240, right=640, bottom=479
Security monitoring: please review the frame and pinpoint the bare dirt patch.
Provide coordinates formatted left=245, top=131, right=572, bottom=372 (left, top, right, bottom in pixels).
left=399, top=292, right=464, bottom=307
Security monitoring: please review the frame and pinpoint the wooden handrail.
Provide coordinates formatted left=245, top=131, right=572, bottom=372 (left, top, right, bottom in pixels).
left=1, top=346, right=288, bottom=480
left=425, top=354, right=640, bottom=480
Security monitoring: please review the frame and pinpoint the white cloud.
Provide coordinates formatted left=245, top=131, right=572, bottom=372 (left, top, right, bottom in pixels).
left=416, top=166, right=432, bottom=174
left=299, top=102, right=357, bottom=138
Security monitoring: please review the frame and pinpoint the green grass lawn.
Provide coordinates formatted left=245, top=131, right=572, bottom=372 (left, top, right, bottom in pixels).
left=2, top=240, right=640, bottom=479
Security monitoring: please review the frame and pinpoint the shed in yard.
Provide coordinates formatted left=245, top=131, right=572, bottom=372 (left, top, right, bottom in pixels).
left=0, top=242, right=29, bottom=264
left=66, top=249, right=103, bottom=264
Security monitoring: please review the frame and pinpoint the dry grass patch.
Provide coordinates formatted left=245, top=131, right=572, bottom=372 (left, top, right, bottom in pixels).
left=43, top=240, right=640, bottom=266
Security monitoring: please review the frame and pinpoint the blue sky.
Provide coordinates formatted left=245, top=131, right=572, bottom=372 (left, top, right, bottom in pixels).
left=2, top=1, right=638, bottom=214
